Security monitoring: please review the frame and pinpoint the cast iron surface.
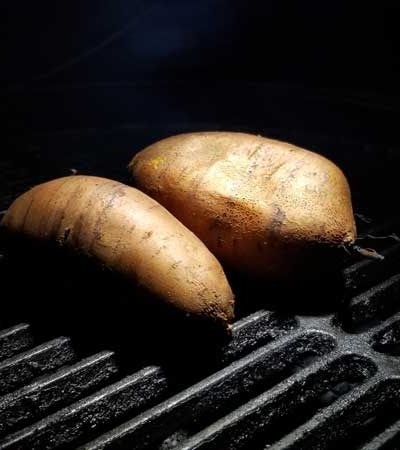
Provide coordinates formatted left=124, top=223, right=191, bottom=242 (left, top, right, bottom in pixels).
left=1, top=101, right=400, bottom=449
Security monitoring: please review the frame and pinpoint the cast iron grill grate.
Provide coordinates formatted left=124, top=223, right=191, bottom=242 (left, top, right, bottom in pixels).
left=0, top=215, right=399, bottom=450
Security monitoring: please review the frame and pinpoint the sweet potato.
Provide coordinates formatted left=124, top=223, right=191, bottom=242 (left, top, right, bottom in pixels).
left=0, top=176, right=234, bottom=327
left=128, top=132, right=357, bottom=279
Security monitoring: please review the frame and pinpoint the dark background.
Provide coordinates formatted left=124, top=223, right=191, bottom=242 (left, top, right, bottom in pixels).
left=1, top=1, right=399, bottom=214
left=1, top=1, right=399, bottom=128
left=2, top=1, right=399, bottom=90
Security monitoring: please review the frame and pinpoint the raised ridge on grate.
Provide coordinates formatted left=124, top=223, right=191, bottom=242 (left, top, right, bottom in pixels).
left=361, top=417, right=400, bottom=450
left=0, top=351, right=118, bottom=436
left=171, top=353, right=377, bottom=450
left=272, top=377, right=400, bottom=450
left=0, top=324, right=33, bottom=362
left=343, top=217, right=400, bottom=267
left=371, top=315, right=400, bottom=355
left=0, top=338, right=75, bottom=395
left=78, top=331, right=336, bottom=450
left=336, top=274, right=400, bottom=333
left=342, top=242, right=400, bottom=298
left=0, top=365, right=169, bottom=450
left=220, top=310, right=298, bottom=364
left=357, top=217, right=400, bottom=241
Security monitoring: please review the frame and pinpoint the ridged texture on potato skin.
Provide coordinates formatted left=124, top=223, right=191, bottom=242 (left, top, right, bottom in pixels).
left=129, top=132, right=357, bottom=278
left=0, top=175, right=234, bottom=326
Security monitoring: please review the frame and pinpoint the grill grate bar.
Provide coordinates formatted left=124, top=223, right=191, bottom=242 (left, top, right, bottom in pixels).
left=0, top=324, right=33, bottom=362
left=221, top=310, right=298, bottom=364
left=0, top=365, right=169, bottom=450
left=360, top=418, right=400, bottom=450
left=272, top=377, right=400, bottom=450
left=0, top=337, right=75, bottom=396
left=172, top=353, right=377, bottom=450
left=358, top=217, right=400, bottom=240
left=343, top=217, right=400, bottom=266
left=78, top=331, right=336, bottom=450
left=342, top=243, right=400, bottom=297
left=371, top=315, right=400, bottom=355
left=337, top=274, right=400, bottom=333
left=0, top=351, right=118, bottom=436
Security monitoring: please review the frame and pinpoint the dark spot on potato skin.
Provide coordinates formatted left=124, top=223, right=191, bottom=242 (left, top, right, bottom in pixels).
left=142, top=231, right=153, bottom=240
left=153, top=244, right=168, bottom=257
left=61, top=227, right=71, bottom=245
left=73, top=180, right=112, bottom=249
left=90, top=185, right=126, bottom=250
left=209, top=218, right=220, bottom=231
left=270, top=204, right=286, bottom=235
left=285, top=161, right=303, bottom=181
left=209, top=214, right=231, bottom=232
left=72, top=212, right=86, bottom=247
left=92, top=228, right=102, bottom=242
left=246, top=159, right=259, bottom=178
left=247, top=143, right=263, bottom=159
left=209, top=217, right=224, bottom=231
left=170, top=260, right=182, bottom=270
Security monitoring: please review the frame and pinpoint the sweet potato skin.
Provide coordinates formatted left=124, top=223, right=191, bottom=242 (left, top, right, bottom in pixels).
left=129, top=132, right=357, bottom=278
left=0, top=175, right=234, bottom=325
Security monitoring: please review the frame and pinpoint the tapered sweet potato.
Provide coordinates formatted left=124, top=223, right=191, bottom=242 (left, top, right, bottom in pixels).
left=129, top=132, right=357, bottom=279
left=0, top=176, right=234, bottom=327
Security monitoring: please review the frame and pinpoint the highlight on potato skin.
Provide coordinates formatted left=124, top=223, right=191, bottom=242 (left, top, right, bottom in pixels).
left=129, top=131, right=357, bottom=279
left=0, top=176, right=234, bottom=328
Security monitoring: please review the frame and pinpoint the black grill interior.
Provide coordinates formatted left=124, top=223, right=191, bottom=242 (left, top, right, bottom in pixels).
left=1, top=83, right=400, bottom=450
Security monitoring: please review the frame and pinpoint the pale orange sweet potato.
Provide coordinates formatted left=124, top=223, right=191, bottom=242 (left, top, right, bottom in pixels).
left=0, top=175, right=234, bottom=327
left=129, top=132, right=357, bottom=279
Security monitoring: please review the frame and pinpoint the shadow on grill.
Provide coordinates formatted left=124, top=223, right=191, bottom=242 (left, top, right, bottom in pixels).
left=0, top=238, right=344, bottom=377
left=0, top=242, right=224, bottom=361
left=372, top=319, right=400, bottom=355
